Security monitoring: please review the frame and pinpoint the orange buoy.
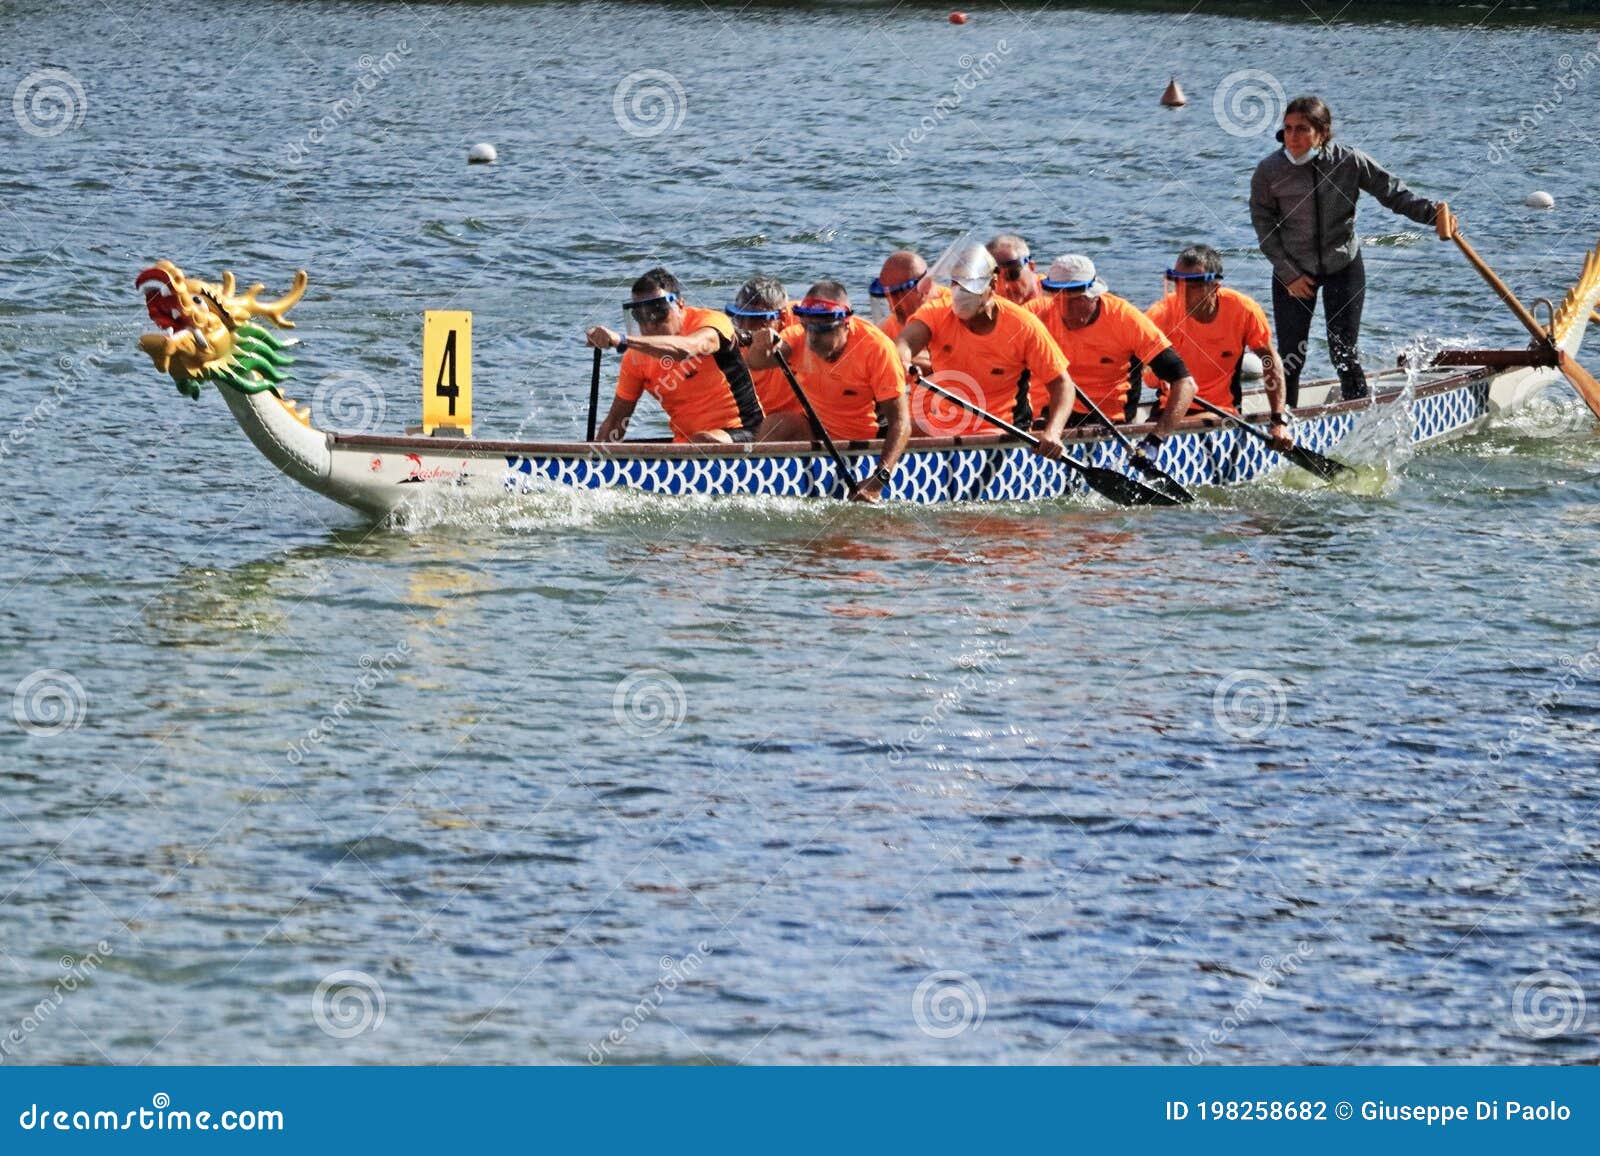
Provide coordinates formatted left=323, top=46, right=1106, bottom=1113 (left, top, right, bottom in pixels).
left=1160, top=77, right=1187, bottom=107
left=949, top=11, right=968, bottom=23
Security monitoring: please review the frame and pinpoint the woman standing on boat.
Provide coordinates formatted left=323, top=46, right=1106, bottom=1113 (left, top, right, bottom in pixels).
left=1250, top=95, right=1455, bottom=404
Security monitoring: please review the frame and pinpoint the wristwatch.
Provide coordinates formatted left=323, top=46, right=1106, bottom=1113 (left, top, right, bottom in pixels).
left=1270, top=410, right=1290, bottom=425
left=616, top=336, right=629, bottom=353
left=871, top=465, right=894, bottom=487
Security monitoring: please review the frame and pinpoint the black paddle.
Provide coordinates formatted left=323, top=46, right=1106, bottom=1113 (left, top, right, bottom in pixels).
left=773, top=347, right=861, bottom=500
left=1187, top=394, right=1350, bottom=481
left=1072, top=388, right=1195, bottom=502
left=915, top=378, right=1181, bottom=508
left=585, top=347, right=602, bottom=441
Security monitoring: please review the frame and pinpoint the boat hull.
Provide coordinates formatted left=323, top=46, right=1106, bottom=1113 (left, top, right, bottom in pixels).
left=236, top=364, right=1555, bottom=519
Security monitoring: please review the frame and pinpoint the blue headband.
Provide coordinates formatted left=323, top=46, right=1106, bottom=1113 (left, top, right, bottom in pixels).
left=869, top=274, right=921, bottom=297
left=726, top=302, right=783, bottom=319
left=1164, top=269, right=1222, bottom=281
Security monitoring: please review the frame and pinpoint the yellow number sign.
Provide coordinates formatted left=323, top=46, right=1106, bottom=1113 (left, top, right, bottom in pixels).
left=422, top=311, right=472, bottom=435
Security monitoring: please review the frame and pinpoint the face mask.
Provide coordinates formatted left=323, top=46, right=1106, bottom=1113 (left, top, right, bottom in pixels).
left=952, top=286, right=987, bottom=320
left=1284, top=145, right=1321, bottom=166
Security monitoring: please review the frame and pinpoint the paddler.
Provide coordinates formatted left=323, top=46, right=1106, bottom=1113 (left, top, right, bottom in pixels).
left=986, top=233, right=1043, bottom=305
left=586, top=267, right=764, bottom=443
left=1146, top=244, right=1292, bottom=450
left=728, top=274, right=798, bottom=421
left=1027, top=254, right=1196, bottom=463
left=743, top=280, right=910, bottom=503
left=870, top=249, right=951, bottom=342
left=1250, top=94, right=1456, bottom=403
left=894, top=242, right=1076, bottom=456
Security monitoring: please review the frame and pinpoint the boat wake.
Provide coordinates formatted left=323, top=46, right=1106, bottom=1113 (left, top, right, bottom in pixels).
left=385, top=480, right=865, bottom=534
left=381, top=476, right=1194, bottom=534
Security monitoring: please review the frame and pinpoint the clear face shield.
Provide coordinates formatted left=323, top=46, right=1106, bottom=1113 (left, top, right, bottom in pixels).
left=994, top=254, right=1034, bottom=303
left=1164, top=268, right=1220, bottom=309
left=1041, top=282, right=1097, bottom=326
left=726, top=302, right=785, bottom=347
left=793, top=298, right=853, bottom=354
left=948, top=242, right=998, bottom=321
left=621, top=292, right=679, bottom=337
left=869, top=274, right=921, bottom=325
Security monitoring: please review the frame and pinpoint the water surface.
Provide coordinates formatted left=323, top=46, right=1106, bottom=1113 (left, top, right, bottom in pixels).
left=2, top=0, right=1598, bottom=1064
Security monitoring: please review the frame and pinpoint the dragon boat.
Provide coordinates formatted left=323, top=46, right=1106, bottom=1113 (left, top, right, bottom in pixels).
left=134, top=247, right=1600, bottom=520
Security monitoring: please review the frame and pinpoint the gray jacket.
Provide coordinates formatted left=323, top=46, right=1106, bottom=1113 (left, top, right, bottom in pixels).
left=1249, top=141, right=1437, bottom=286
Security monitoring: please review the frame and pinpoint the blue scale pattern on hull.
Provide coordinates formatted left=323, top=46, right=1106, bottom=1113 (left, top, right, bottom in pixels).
left=500, top=379, right=1492, bottom=504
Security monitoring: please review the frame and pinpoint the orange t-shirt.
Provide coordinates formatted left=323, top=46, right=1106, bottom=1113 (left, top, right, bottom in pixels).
left=748, top=306, right=800, bottom=417
left=616, top=305, right=763, bottom=441
left=774, top=317, right=905, bottom=440
left=1028, top=292, right=1172, bottom=419
left=752, top=365, right=799, bottom=417
left=1145, top=287, right=1272, bottom=413
left=908, top=296, right=1068, bottom=435
left=880, top=284, right=952, bottom=340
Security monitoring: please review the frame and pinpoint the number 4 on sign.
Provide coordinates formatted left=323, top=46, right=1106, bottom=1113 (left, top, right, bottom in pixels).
left=422, top=311, right=472, bottom=436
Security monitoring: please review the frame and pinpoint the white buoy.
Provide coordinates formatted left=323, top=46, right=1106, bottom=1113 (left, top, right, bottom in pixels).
left=1525, top=190, right=1554, bottom=209
left=468, top=142, right=497, bottom=165
left=1240, top=351, right=1265, bottom=380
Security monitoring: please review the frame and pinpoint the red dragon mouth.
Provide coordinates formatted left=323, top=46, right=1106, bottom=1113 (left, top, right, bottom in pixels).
left=136, top=265, right=191, bottom=334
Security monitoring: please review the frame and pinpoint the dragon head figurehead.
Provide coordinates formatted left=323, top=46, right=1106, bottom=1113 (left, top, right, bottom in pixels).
left=136, top=261, right=307, bottom=400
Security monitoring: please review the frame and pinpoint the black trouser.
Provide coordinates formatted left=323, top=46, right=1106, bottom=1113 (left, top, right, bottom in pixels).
left=1272, top=252, right=1367, bottom=405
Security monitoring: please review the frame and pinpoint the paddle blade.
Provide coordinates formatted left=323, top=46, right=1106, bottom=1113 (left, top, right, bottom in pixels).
left=1284, top=443, right=1350, bottom=481
left=1078, top=463, right=1184, bottom=507
left=1129, top=457, right=1196, bottom=502
left=1558, top=351, right=1600, bottom=420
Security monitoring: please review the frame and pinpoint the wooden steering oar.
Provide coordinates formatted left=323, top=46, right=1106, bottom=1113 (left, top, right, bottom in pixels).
left=773, top=347, right=861, bottom=500
left=1453, top=229, right=1600, bottom=418
left=914, top=377, right=1181, bottom=508
left=1187, top=394, right=1350, bottom=481
left=1072, top=388, right=1194, bottom=502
